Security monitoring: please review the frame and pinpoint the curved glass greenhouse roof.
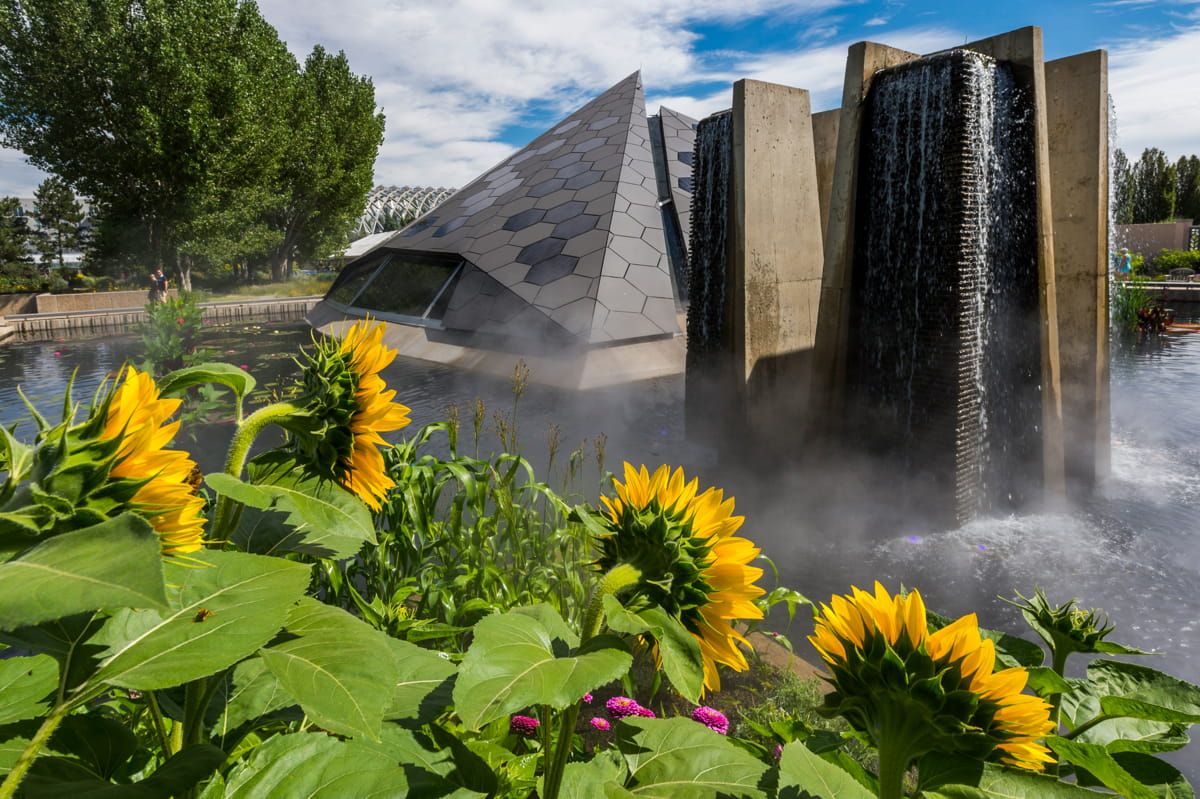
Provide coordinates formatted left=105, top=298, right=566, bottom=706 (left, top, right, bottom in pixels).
left=354, top=185, right=456, bottom=237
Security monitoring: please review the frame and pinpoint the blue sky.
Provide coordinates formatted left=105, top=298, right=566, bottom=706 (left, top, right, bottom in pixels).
left=3, top=0, right=1199, bottom=196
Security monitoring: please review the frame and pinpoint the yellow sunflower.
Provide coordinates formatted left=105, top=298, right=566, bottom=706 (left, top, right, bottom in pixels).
left=810, top=582, right=1055, bottom=773
left=297, top=320, right=411, bottom=511
left=597, top=463, right=765, bottom=691
left=101, top=366, right=206, bottom=554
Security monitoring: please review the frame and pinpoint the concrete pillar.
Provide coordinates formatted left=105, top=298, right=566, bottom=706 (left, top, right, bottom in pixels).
left=958, top=26, right=1067, bottom=500
left=811, top=42, right=919, bottom=419
left=729, top=79, right=826, bottom=446
left=1046, top=50, right=1111, bottom=496
left=810, top=109, right=840, bottom=239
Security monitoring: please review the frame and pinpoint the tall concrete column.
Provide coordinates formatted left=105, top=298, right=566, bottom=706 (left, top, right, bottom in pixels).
left=729, top=79, right=826, bottom=447
left=811, top=42, right=919, bottom=420
left=1046, top=50, right=1111, bottom=496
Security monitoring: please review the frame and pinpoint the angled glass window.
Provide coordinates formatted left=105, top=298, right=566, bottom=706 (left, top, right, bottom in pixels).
left=326, top=249, right=464, bottom=324
left=327, top=252, right=388, bottom=305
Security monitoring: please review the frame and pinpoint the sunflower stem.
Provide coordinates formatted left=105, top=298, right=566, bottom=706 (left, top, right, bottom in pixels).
left=0, top=702, right=70, bottom=799
left=147, top=692, right=174, bottom=759
left=211, top=402, right=301, bottom=539
left=542, top=563, right=641, bottom=799
left=1049, top=645, right=1068, bottom=732
left=876, top=739, right=911, bottom=799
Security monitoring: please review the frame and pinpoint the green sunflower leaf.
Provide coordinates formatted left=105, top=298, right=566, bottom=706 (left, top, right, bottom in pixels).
left=0, top=654, right=57, bottom=724
left=260, top=598, right=399, bottom=740
left=0, top=513, right=168, bottom=631
left=87, top=550, right=310, bottom=692
left=615, top=716, right=768, bottom=798
left=920, top=761, right=1103, bottom=798
left=157, top=363, right=256, bottom=402
left=216, top=732, right=412, bottom=798
left=19, top=744, right=224, bottom=798
left=453, top=604, right=632, bottom=730
left=1062, top=660, right=1200, bottom=753
left=207, top=461, right=374, bottom=560
left=1047, top=737, right=1159, bottom=799
left=383, top=637, right=457, bottom=728
left=602, top=594, right=704, bottom=703
left=775, top=740, right=873, bottom=799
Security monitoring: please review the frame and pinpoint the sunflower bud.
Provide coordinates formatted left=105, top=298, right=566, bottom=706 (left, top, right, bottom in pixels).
left=1007, top=588, right=1115, bottom=656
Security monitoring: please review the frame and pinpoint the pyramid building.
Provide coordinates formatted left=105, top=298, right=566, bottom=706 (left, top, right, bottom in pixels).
left=322, top=73, right=697, bottom=353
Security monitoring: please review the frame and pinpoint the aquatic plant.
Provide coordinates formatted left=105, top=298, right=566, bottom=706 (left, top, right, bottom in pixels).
left=140, top=291, right=205, bottom=373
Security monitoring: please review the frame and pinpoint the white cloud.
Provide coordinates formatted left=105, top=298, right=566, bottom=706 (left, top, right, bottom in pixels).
left=0, top=148, right=51, bottom=198
left=649, top=25, right=964, bottom=122
left=258, top=0, right=859, bottom=188
left=1107, top=22, right=1200, bottom=160
left=865, top=16, right=889, bottom=26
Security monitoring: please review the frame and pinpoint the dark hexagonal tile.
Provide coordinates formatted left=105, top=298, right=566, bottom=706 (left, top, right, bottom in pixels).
left=525, top=254, right=580, bottom=286
left=677, top=176, right=694, bottom=192
left=516, top=237, right=567, bottom=266
left=677, top=150, right=694, bottom=166
left=564, top=170, right=602, bottom=190
left=549, top=152, right=582, bottom=169
left=574, top=137, right=606, bottom=153
left=402, top=216, right=438, bottom=236
left=528, top=178, right=566, bottom=198
left=556, top=161, right=590, bottom=179
left=502, top=208, right=546, bottom=232
left=543, top=201, right=587, bottom=224
left=552, top=214, right=599, bottom=239
left=433, top=216, right=468, bottom=237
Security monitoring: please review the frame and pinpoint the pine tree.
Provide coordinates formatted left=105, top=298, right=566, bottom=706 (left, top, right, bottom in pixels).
left=32, top=176, right=83, bottom=268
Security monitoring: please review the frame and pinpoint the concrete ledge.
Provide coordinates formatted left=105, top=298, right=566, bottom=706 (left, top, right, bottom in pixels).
left=308, top=301, right=685, bottom=391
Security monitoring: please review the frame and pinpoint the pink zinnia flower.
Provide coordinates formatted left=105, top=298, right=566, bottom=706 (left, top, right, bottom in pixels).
left=773, top=743, right=784, bottom=761
left=582, top=693, right=594, bottom=704
left=509, top=715, right=540, bottom=737
left=691, top=706, right=729, bottom=735
left=589, top=717, right=611, bottom=731
left=605, top=696, right=643, bottom=719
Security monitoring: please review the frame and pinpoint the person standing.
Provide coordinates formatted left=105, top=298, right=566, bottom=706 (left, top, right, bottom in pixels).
left=148, top=268, right=169, bottom=303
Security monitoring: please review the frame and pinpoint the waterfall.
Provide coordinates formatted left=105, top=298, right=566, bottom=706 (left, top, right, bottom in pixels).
left=849, top=50, right=1039, bottom=523
left=684, top=111, right=734, bottom=440
left=686, top=111, right=733, bottom=367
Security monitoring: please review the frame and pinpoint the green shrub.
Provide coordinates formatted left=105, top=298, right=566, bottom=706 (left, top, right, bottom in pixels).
left=139, top=291, right=206, bottom=373
left=1150, top=248, right=1200, bottom=274
left=1112, top=277, right=1153, bottom=334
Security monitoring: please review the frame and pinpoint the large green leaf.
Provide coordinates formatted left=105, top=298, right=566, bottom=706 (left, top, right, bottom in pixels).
left=1, top=614, right=107, bottom=700
left=157, top=363, right=256, bottom=401
left=603, top=595, right=704, bottom=703
left=207, top=468, right=374, bottom=559
left=46, top=713, right=137, bottom=780
left=560, top=753, right=633, bottom=799
left=453, top=605, right=632, bottom=730
left=0, top=654, right=56, bottom=724
left=1047, top=737, right=1159, bottom=799
left=615, top=716, right=768, bottom=798
left=218, top=732, right=410, bottom=798
left=363, top=725, right=490, bottom=799
left=0, top=514, right=167, bottom=631
left=88, top=550, right=309, bottom=691
left=384, top=637, right=456, bottom=727
left=210, top=656, right=293, bottom=739
left=260, top=598, right=398, bottom=740
left=1062, top=660, right=1200, bottom=752
left=921, top=762, right=1101, bottom=798
left=19, top=744, right=224, bottom=798
left=774, top=741, right=872, bottom=799
left=1103, top=752, right=1195, bottom=799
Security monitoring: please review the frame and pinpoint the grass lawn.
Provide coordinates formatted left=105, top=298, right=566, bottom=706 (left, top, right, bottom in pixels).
left=199, top=274, right=334, bottom=302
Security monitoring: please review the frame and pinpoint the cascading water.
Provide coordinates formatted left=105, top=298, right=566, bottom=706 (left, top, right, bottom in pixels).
left=848, top=50, right=1040, bottom=523
left=684, top=111, right=733, bottom=436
